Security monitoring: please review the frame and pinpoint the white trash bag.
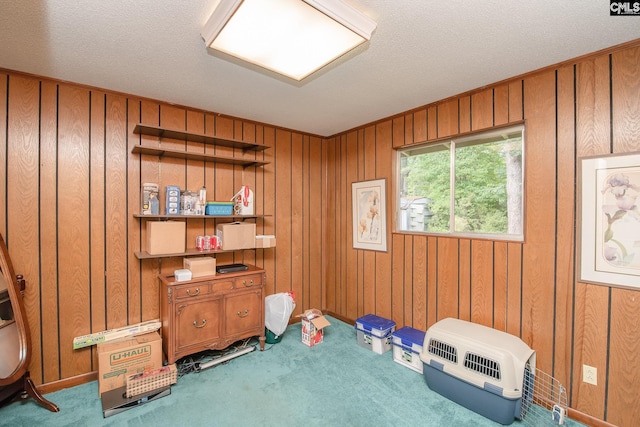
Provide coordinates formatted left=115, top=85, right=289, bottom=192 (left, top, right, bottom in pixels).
left=264, top=292, right=296, bottom=337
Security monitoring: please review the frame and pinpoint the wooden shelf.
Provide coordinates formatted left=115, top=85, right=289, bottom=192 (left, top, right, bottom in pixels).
left=133, top=214, right=268, bottom=220
left=131, top=123, right=271, bottom=260
left=131, top=145, right=268, bottom=168
left=133, top=124, right=269, bottom=152
left=135, top=247, right=258, bottom=260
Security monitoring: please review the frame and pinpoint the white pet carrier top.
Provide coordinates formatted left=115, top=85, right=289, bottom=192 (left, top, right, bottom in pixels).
left=419, top=318, right=536, bottom=400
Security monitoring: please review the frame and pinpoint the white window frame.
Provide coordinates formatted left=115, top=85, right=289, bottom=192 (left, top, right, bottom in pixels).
left=395, top=124, right=525, bottom=242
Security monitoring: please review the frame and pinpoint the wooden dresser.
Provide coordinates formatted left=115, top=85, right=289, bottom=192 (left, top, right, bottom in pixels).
left=159, top=265, right=266, bottom=364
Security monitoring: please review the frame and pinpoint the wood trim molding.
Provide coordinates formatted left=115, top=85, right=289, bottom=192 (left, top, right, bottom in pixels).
left=37, top=372, right=97, bottom=395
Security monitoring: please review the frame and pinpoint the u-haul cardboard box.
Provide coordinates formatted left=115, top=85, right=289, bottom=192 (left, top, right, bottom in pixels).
left=97, top=331, right=162, bottom=396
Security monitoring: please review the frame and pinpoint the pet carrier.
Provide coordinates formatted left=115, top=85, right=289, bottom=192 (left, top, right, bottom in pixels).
left=419, top=318, right=537, bottom=425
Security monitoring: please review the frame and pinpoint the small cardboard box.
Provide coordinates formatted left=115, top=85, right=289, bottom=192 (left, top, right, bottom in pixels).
left=255, top=235, right=276, bottom=248
left=216, top=222, right=256, bottom=250
left=146, top=221, right=186, bottom=255
left=299, top=309, right=330, bottom=347
left=97, top=331, right=162, bottom=396
left=183, top=256, right=216, bottom=278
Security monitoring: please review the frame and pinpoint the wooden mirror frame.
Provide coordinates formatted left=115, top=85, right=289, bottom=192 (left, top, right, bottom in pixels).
left=0, top=234, right=58, bottom=411
left=0, top=233, right=30, bottom=386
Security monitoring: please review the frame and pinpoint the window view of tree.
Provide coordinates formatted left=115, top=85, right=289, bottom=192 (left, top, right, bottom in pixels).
left=398, top=125, right=524, bottom=240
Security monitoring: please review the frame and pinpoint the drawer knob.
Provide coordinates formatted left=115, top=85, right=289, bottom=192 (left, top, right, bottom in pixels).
left=237, top=309, right=249, bottom=318
left=242, top=279, right=254, bottom=287
left=193, top=319, right=207, bottom=328
left=186, top=288, right=200, bottom=296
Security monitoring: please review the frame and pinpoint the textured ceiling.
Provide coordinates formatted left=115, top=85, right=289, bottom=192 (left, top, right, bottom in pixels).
left=1, top=1, right=640, bottom=137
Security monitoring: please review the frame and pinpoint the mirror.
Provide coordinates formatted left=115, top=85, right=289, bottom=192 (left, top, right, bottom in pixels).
left=0, top=234, right=58, bottom=411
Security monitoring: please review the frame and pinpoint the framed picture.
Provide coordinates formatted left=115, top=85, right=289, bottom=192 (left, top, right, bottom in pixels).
left=352, top=178, right=387, bottom=252
left=578, top=151, right=640, bottom=289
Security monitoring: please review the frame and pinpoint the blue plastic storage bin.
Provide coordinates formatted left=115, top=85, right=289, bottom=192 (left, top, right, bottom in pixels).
left=391, top=326, right=426, bottom=373
left=355, top=314, right=396, bottom=354
left=205, top=202, right=234, bottom=216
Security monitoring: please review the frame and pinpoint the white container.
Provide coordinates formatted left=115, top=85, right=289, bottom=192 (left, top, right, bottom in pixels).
left=392, top=326, right=425, bottom=373
left=419, top=318, right=536, bottom=425
left=174, top=269, right=192, bottom=282
left=355, top=314, right=395, bottom=354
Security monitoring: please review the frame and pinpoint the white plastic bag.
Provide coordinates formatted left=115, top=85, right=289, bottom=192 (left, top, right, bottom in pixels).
left=264, top=292, right=296, bottom=336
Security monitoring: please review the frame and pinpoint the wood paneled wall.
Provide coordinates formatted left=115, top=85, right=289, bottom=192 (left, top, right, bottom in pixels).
left=0, top=72, right=324, bottom=389
left=322, top=42, right=640, bottom=426
left=1, top=40, right=639, bottom=426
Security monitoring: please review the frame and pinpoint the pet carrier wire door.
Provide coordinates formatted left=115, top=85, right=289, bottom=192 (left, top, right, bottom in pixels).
left=520, top=363, right=568, bottom=426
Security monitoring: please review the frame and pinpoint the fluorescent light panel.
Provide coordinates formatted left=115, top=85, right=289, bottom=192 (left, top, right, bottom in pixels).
left=202, top=0, right=376, bottom=81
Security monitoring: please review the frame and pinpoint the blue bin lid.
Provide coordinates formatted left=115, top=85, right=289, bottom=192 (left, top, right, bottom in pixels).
left=392, top=326, right=425, bottom=347
left=355, top=314, right=395, bottom=332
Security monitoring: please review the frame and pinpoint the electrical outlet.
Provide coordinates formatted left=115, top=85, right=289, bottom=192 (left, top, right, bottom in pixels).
left=583, top=364, right=597, bottom=385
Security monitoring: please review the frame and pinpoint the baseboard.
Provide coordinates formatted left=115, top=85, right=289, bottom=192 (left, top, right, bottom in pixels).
left=324, top=311, right=354, bottom=325
left=38, top=372, right=97, bottom=395
left=567, top=408, right=617, bottom=427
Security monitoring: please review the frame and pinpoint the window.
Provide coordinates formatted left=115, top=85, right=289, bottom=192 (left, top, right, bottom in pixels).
left=396, top=125, right=524, bottom=241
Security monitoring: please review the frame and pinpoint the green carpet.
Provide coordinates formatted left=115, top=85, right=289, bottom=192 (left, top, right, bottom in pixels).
left=1, top=316, right=583, bottom=426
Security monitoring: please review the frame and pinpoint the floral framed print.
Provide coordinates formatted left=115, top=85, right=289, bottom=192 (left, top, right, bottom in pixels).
left=578, top=151, right=640, bottom=289
left=352, top=178, right=387, bottom=252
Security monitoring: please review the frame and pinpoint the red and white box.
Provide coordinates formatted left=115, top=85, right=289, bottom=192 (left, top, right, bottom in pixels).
left=299, top=309, right=330, bottom=347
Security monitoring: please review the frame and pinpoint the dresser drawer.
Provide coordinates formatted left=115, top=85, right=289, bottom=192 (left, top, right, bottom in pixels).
left=174, top=283, right=212, bottom=299
left=234, top=274, right=262, bottom=289
left=212, top=278, right=235, bottom=293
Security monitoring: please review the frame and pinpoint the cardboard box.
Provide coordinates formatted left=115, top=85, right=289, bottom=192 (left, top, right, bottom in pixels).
left=183, top=256, right=216, bottom=278
left=216, top=222, right=256, bottom=250
left=73, top=319, right=161, bottom=349
left=146, top=221, right=186, bottom=255
left=97, top=331, right=162, bottom=396
left=255, top=235, right=276, bottom=248
left=299, top=309, right=330, bottom=347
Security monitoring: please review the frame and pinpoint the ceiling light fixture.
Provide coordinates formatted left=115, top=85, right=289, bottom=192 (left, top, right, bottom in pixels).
left=201, top=0, right=377, bottom=81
